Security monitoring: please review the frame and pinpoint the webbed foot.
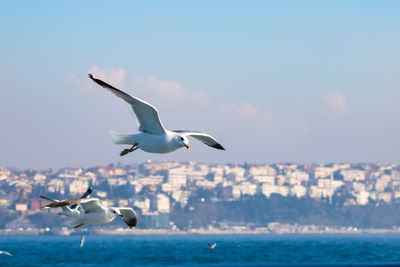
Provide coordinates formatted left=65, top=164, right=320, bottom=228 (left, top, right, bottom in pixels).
left=120, top=144, right=138, bottom=156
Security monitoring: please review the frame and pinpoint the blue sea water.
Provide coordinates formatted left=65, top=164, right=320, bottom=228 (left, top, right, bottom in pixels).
left=1, top=234, right=400, bottom=266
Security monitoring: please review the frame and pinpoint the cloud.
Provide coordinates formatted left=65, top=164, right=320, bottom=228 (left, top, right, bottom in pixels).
left=322, top=92, right=347, bottom=114
left=131, top=75, right=210, bottom=105
left=132, top=75, right=185, bottom=101
left=66, top=66, right=311, bottom=164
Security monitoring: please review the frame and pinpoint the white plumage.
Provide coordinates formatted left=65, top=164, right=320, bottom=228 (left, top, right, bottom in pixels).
left=52, top=198, right=137, bottom=229
left=88, top=74, right=225, bottom=156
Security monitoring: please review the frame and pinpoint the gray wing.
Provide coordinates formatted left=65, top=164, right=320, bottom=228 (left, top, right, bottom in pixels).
left=79, top=198, right=106, bottom=214
left=174, top=130, right=225, bottom=150
left=89, top=74, right=166, bottom=134
left=117, top=207, right=137, bottom=228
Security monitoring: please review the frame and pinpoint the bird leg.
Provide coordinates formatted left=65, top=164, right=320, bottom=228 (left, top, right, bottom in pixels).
left=120, top=144, right=138, bottom=156
left=74, top=223, right=85, bottom=229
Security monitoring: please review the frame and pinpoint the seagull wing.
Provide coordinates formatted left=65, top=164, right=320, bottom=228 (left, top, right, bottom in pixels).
left=89, top=74, right=166, bottom=134
left=79, top=198, right=106, bottom=214
left=117, top=207, right=137, bottom=228
left=0, top=251, right=12, bottom=256
left=174, top=130, right=225, bottom=150
left=39, top=196, right=75, bottom=213
left=40, top=198, right=81, bottom=209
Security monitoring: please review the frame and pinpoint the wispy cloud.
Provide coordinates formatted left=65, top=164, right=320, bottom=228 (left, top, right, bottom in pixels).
left=322, top=92, right=347, bottom=115
left=65, top=66, right=311, bottom=163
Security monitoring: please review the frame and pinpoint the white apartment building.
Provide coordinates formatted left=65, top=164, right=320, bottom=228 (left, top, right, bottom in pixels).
left=291, top=185, right=307, bottom=198
left=69, top=179, right=89, bottom=195
left=157, top=194, right=170, bottom=213
left=355, top=191, right=370, bottom=205
left=253, top=175, right=275, bottom=185
left=232, top=182, right=257, bottom=199
left=314, top=166, right=336, bottom=179
left=134, top=198, right=150, bottom=212
left=340, top=169, right=366, bottom=182
left=377, top=192, right=392, bottom=203
left=47, top=178, right=65, bottom=194
left=375, top=175, right=391, bottom=192
left=286, top=170, right=309, bottom=185
left=249, top=166, right=276, bottom=176
left=168, top=167, right=188, bottom=188
left=172, top=190, right=190, bottom=207
left=261, top=184, right=289, bottom=197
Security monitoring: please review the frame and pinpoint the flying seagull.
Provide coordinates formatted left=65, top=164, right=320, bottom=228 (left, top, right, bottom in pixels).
left=39, top=186, right=92, bottom=217
left=0, top=251, right=12, bottom=256
left=207, top=243, right=216, bottom=249
left=88, top=74, right=225, bottom=156
left=80, top=235, right=85, bottom=248
left=44, top=197, right=137, bottom=229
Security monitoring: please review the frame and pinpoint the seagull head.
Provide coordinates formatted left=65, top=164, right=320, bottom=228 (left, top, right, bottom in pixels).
left=175, top=135, right=190, bottom=149
left=109, top=207, right=121, bottom=217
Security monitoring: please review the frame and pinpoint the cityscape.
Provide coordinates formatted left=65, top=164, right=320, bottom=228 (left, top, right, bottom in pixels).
left=2, top=160, right=400, bottom=235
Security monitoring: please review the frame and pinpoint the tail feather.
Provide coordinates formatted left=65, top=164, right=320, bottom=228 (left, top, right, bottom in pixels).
left=109, top=131, right=135, bottom=145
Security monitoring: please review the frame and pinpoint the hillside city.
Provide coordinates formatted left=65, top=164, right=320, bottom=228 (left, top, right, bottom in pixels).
left=1, top=161, right=400, bottom=235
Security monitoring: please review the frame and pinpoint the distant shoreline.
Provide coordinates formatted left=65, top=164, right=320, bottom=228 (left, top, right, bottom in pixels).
left=3, top=228, right=400, bottom=236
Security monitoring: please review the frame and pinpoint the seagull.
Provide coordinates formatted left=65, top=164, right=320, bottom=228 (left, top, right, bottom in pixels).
left=207, top=243, right=216, bottom=249
left=0, top=251, right=12, bottom=256
left=80, top=235, right=85, bottom=248
left=88, top=74, right=225, bottom=156
left=44, top=197, right=137, bottom=229
left=39, top=186, right=92, bottom=217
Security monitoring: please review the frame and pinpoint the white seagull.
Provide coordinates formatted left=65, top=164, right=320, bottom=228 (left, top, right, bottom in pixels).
left=0, top=251, right=12, bottom=256
left=79, top=235, right=85, bottom=248
left=39, top=187, right=92, bottom=217
left=88, top=74, right=225, bottom=156
left=43, top=198, right=137, bottom=229
left=207, top=243, right=216, bottom=249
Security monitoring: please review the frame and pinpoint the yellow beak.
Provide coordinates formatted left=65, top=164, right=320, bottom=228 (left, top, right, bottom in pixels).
left=185, top=144, right=190, bottom=149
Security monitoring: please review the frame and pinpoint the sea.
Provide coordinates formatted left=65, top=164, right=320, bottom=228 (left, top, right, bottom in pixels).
left=1, top=234, right=400, bottom=266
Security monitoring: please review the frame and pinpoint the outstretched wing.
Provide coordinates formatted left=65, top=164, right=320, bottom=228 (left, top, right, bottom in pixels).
left=40, top=198, right=81, bottom=209
left=117, top=207, right=137, bottom=229
left=79, top=198, right=105, bottom=214
left=0, top=251, right=12, bottom=256
left=89, top=74, right=166, bottom=134
left=174, top=130, right=225, bottom=150
left=39, top=196, right=75, bottom=213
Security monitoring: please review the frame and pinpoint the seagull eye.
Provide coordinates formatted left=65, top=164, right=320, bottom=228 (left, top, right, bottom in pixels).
left=180, top=137, right=184, bottom=141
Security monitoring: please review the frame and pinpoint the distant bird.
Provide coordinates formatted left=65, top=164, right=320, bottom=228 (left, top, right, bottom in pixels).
left=79, top=235, right=85, bottom=248
left=207, top=243, right=216, bottom=249
left=44, top=197, right=137, bottom=229
left=88, top=74, right=225, bottom=156
left=0, top=250, right=12, bottom=256
left=40, top=186, right=92, bottom=217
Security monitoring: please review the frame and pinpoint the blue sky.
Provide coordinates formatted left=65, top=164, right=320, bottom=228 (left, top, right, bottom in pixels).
left=1, top=1, right=400, bottom=169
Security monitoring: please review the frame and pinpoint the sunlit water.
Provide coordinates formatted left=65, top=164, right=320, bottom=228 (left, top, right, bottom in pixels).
left=1, top=234, right=400, bottom=266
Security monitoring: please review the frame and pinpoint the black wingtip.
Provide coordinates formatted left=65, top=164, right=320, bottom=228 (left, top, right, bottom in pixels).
left=213, top=144, right=225, bottom=150
left=88, top=73, right=94, bottom=79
